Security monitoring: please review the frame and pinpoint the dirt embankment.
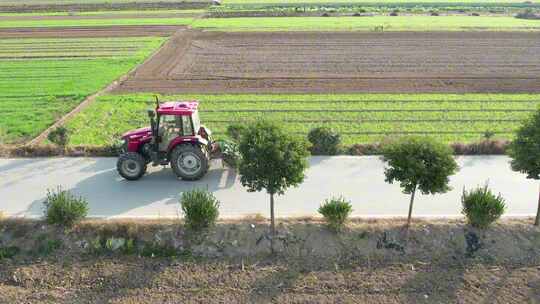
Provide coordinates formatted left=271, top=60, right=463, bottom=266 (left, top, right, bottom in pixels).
left=114, top=30, right=540, bottom=94
left=0, top=218, right=539, bottom=303
left=0, top=139, right=509, bottom=158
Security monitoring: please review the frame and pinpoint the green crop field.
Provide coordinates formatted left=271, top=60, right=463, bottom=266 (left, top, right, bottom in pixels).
left=2, top=15, right=540, bottom=31
left=218, top=0, right=540, bottom=11
left=0, top=9, right=206, bottom=17
left=191, top=16, right=540, bottom=31
left=0, top=37, right=166, bottom=144
left=223, top=0, right=539, bottom=3
left=0, top=0, right=204, bottom=4
left=65, top=94, right=540, bottom=146
left=0, top=17, right=193, bottom=28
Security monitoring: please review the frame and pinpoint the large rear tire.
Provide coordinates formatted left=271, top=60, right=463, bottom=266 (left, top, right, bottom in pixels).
left=117, top=152, right=147, bottom=181
left=170, top=144, right=209, bottom=181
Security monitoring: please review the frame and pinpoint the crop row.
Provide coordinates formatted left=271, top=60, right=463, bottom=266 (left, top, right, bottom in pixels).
left=200, top=110, right=532, bottom=121
left=198, top=103, right=539, bottom=111
left=65, top=93, right=540, bottom=146
left=201, top=120, right=520, bottom=132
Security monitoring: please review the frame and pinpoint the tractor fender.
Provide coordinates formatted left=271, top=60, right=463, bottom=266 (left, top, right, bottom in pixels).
left=166, top=136, right=208, bottom=158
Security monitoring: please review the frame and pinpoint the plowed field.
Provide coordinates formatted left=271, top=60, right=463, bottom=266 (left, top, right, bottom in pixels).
left=0, top=25, right=184, bottom=38
left=114, top=30, right=540, bottom=93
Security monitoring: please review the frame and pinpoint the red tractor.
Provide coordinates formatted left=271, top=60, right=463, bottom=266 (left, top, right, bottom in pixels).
left=117, top=99, right=217, bottom=181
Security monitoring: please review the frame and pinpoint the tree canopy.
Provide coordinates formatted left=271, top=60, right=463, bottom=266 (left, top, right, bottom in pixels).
left=238, top=120, right=310, bottom=195
left=382, top=136, right=458, bottom=195
left=508, top=109, right=540, bottom=180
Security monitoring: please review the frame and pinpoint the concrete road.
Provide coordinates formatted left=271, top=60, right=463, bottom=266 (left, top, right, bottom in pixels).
left=0, top=156, right=537, bottom=219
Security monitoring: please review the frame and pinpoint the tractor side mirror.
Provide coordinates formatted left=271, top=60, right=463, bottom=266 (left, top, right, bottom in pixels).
left=147, top=109, right=155, bottom=118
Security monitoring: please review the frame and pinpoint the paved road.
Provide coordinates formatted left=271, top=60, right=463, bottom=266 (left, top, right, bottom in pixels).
left=0, top=156, right=537, bottom=219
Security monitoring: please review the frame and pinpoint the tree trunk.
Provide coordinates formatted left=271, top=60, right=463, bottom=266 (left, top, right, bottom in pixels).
left=270, top=192, right=276, bottom=253
left=406, top=184, right=417, bottom=230
left=535, top=183, right=540, bottom=226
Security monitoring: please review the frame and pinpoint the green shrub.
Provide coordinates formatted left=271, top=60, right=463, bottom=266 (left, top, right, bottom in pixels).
left=217, top=139, right=240, bottom=168
left=461, top=185, right=506, bottom=229
left=515, top=9, right=540, bottom=20
left=35, top=236, right=62, bottom=256
left=47, top=126, right=69, bottom=147
left=44, top=186, right=88, bottom=227
left=226, top=123, right=247, bottom=142
left=308, top=127, right=341, bottom=155
left=318, top=196, right=353, bottom=232
left=0, top=246, right=20, bottom=260
left=180, top=189, right=220, bottom=230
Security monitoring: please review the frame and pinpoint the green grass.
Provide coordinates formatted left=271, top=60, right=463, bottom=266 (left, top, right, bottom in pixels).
left=0, top=17, right=193, bottom=28
left=0, top=37, right=166, bottom=143
left=223, top=0, right=538, bottom=3
left=0, top=0, right=202, bottom=3
left=191, top=16, right=540, bottom=31
left=65, top=93, right=540, bottom=146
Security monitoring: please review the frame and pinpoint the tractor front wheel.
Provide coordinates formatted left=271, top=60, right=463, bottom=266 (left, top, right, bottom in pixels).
left=170, top=144, right=209, bottom=181
left=117, top=152, right=147, bottom=181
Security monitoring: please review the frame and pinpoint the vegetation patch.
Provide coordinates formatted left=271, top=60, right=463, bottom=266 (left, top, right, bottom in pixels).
left=318, top=196, right=353, bottom=232
left=191, top=16, right=540, bottom=31
left=44, top=186, right=89, bottom=227
left=0, top=37, right=165, bottom=144
left=66, top=93, right=540, bottom=146
left=462, top=185, right=506, bottom=228
left=180, top=189, right=220, bottom=231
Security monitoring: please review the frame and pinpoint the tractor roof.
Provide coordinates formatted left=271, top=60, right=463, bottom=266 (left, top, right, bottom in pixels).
left=156, top=101, right=198, bottom=116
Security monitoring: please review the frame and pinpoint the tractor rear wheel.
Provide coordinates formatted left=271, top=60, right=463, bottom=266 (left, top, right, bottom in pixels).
left=117, top=152, right=147, bottom=181
left=170, top=144, right=209, bottom=181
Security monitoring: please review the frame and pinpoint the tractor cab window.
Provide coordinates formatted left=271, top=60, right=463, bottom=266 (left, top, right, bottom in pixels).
left=161, top=115, right=181, bottom=134
left=181, top=115, right=194, bottom=136
left=191, top=111, right=201, bottom=134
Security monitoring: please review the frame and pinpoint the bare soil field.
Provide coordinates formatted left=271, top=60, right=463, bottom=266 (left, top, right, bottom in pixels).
left=1, top=258, right=539, bottom=303
left=0, top=25, right=185, bottom=38
left=114, top=30, right=540, bottom=93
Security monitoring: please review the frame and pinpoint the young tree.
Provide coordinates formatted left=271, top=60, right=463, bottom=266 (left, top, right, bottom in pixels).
left=238, top=121, right=310, bottom=251
left=508, top=109, right=540, bottom=226
left=382, top=137, right=458, bottom=230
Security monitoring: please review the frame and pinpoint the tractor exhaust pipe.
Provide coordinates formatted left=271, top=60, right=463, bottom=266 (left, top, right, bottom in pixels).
left=154, top=95, right=160, bottom=110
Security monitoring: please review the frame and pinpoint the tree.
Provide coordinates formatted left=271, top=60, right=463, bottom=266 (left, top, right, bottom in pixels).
left=238, top=121, right=310, bottom=251
left=508, top=109, right=540, bottom=226
left=382, top=137, right=458, bottom=230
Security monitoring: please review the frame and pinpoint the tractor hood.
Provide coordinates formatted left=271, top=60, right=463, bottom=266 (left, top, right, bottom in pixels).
left=122, top=127, right=152, bottom=140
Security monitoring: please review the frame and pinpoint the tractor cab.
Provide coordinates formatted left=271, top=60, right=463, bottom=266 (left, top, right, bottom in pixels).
left=117, top=99, right=215, bottom=181
left=149, top=101, right=207, bottom=150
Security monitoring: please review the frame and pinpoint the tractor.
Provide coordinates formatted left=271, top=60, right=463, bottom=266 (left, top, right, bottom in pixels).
left=117, top=98, right=217, bottom=181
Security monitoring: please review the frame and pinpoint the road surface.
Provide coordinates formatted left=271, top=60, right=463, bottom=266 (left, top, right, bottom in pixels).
left=0, top=156, right=537, bottom=219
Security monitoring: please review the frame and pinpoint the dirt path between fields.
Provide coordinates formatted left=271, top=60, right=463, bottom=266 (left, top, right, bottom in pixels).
left=114, top=30, right=540, bottom=93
